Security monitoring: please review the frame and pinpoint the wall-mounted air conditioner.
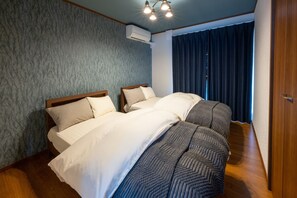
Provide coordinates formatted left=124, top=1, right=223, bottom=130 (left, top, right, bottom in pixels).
left=126, top=25, right=151, bottom=44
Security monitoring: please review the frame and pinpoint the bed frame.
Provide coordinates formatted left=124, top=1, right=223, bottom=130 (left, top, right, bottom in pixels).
left=45, top=90, right=108, bottom=156
left=120, top=83, right=148, bottom=113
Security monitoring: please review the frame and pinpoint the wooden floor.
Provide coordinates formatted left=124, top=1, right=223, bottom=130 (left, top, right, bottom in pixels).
left=223, top=123, right=272, bottom=198
left=0, top=123, right=272, bottom=198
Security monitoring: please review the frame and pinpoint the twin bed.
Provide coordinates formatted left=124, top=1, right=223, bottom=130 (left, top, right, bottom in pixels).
left=46, top=90, right=124, bottom=155
left=120, top=83, right=161, bottom=113
left=45, top=84, right=232, bottom=198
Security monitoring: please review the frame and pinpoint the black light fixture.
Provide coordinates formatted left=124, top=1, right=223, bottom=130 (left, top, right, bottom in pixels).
left=143, top=0, right=173, bottom=21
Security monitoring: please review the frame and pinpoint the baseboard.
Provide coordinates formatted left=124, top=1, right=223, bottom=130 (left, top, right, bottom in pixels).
left=0, top=150, right=49, bottom=173
left=251, top=122, right=269, bottom=183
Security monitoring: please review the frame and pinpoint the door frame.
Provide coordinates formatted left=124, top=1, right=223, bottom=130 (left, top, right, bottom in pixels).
left=268, top=0, right=276, bottom=190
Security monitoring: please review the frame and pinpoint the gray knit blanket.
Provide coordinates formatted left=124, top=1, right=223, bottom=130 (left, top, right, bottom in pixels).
left=113, top=122, right=229, bottom=198
left=113, top=101, right=231, bottom=198
left=186, top=100, right=232, bottom=138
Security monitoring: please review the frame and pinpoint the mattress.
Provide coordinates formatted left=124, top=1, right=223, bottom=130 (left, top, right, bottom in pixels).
left=124, top=97, right=161, bottom=112
left=48, top=111, right=124, bottom=153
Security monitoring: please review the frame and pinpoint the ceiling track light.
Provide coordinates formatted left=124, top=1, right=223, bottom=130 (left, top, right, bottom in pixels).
left=143, top=1, right=152, bottom=14
left=165, top=8, right=173, bottom=18
left=143, top=0, right=173, bottom=21
left=161, top=0, right=170, bottom=11
left=150, top=9, right=157, bottom=21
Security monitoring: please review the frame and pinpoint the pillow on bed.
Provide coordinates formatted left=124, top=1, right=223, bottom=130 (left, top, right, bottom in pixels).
left=87, top=96, right=116, bottom=118
left=46, top=98, right=93, bottom=132
left=140, top=86, right=156, bottom=99
left=123, top=88, right=145, bottom=107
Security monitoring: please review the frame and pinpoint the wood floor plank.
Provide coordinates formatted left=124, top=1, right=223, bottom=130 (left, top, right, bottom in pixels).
left=223, top=122, right=272, bottom=198
left=0, top=122, right=272, bottom=197
left=0, top=168, right=37, bottom=198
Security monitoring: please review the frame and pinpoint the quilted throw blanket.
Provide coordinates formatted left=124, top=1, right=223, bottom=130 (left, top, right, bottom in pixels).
left=113, top=121, right=230, bottom=198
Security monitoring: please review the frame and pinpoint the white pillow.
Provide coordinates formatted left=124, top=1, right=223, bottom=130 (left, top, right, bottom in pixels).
left=87, top=96, right=116, bottom=118
left=140, top=86, right=156, bottom=99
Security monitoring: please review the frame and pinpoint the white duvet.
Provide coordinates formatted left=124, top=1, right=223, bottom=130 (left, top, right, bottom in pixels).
left=49, top=108, right=179, bottom=198
left=154, top=92, right=203, bottom=120
left=48, top=92, right=202, bottom=198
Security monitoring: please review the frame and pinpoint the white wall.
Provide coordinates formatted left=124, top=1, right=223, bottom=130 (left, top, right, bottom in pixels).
left=151, top=31, right=173, bottom=97
left=253, top=0, right=271, bottom=175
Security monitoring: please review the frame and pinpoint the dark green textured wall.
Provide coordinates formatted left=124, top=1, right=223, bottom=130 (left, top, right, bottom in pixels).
left=0, top=0, right=151, bottom=168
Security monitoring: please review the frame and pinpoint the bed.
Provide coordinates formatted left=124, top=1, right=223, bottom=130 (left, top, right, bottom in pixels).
left=120, top=83, right=161, bottom=112
left=46, top=89, right=232, bottom=198
left=45, top=90, right=124, bottom=155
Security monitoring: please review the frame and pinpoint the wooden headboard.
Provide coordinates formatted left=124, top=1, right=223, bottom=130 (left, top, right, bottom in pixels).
left=120, top=83, right=148, bottom=113
left=45, top=90, right=108, bottom=132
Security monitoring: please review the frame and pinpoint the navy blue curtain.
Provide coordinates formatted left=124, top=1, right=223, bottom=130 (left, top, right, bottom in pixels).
left=208, top=22, right=254, bottom=122
left=172, top=30, right=209, bottom=98
left=172, top=22, right=254, bottom=122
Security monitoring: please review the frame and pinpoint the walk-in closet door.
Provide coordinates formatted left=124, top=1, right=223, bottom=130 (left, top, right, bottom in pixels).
left=271, top=0, right=287, bottom=196
left=282, top=0, right=297, bottom=196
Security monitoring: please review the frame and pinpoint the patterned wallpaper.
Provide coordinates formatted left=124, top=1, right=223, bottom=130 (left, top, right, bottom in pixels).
left=0, top=0, right=151, bottom=168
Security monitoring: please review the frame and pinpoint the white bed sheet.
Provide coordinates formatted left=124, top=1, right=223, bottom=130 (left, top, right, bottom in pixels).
left=48, top=112, right=124, bottom=153
left=124, top=97, right=160, bottom=112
